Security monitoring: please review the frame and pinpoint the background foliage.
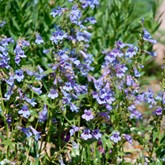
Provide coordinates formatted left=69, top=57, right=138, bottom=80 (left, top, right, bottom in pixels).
left=0, top=0, right=164, bottom=164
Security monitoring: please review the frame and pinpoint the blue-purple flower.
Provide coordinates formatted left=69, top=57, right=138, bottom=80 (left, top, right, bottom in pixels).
left=155, top=107, right=162, bottom=116
left=134, top=68, right=141, bottom=77
left=98, top=112, right=110, bottom=121
left=123, top=134, right=132, bottom=144
left=81, top=128, right=92, bottom=140
left=70, top=103, right=79, bottom=112
left=35, top=34, right=44, bottom=44
left=80, top=0, right=99, bottom=9
left=130, top=110, right=142, bottom=119
left=145, top=50, right=157, bottom=57
left=50, top=29, right=67, bottom=44
left=0, top=21, right=6, bottom=27
left=115, top=64, right=128, bottom=78
left=70, top=126, right=80, bottom=136
left=111, top=48, right=123, bottom=57
left=24, top=97, right=37, bottom=107
left=76, top=30, right=91, bottom=42
left=63, top=82, right=73, bottom=91
left=92, top=129, right=102, bottom=140
left=21, top=39, right=30, bottom=47
left=70, top=5, right=82, bottom=24
left=4, top=85, right=14, bottom=100
left=48, top=89, right=58, bottom=99
left=82, top=109, right=94, bottom=121
left=116, top=40, right=126, bottom=49
left=50, top=7, right=66, bottom=17
left=14, top=45, right=26, bottom=58
left=163, top=91, right=165, bottom=105
left=5, top=76, right=14, bottom=86
left=126, top=75, right=135, bottom=86
left=31, top=86, right=42, bottom=95
left=144, top=89, right=156, bottom=108
left=38, top=105, right=47, bottom=122
left=86, top=17, right=97, bottom=24
left=105, top=52, right=116, bottom=63
left=18, top=105, right=30, bottom=118
left=128, top=104, right=142, bottom=119
left=110, top=131, right=121, bottom=143
left=143, top=29, right=157, bottom=44
left=125, top=47, right=137, bottom=58
left=14, top=70, right=24, bottom=82
left=30, top=126, right=41, bottom=141
left=18, top=127, right=32, bottom=138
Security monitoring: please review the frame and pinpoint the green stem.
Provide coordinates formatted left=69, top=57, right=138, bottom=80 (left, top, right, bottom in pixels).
left=0, top=82, right=10, bottom=158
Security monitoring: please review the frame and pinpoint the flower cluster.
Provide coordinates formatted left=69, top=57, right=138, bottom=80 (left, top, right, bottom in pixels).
left=0, top=0, right=164, bottom=164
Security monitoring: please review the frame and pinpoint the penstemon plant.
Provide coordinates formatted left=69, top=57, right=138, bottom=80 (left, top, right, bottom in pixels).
left=0, top=0, right=164, bottom=164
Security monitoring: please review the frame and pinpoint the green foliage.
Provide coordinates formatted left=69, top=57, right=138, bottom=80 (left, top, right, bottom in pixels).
left=0, top=0, right=164, bottom=164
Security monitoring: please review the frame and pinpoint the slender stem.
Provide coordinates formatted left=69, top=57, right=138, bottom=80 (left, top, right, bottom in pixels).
left=0, top=83, right=10, bottom=158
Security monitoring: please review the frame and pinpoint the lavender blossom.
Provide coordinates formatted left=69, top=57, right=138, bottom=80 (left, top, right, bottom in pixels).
left=31, top=86, right=42, bottom=95
left=126, top=75, right=135, bottom=86
left=70, top=103, right=79, bottom=112
left=105, top=52, right=116, bottom=63
left=0, top=44, right=10, bottom=69
left=128, top=104, right=142, bottom=119
left=81, top=128, right=92, bottom=140
left=18, top=105, right=30, bottom=118
left=50, top=29, right=67, bottom=44
left=144, top=89, right=156, bottom=108
left=116, top=40, right=126, bottom=49
left=5, top=76, right=14, bottom=86
left=21, top=39, right=30, bottom=47
left=115, top=64, right=128, bottom=78
left=24, top=97, right=37, bottom=107
left=82, top=109, right=94, bottom=121
left=63, top=82, right=73, bottom=91
left=70, top=5, right=82, bottom=24
left=30, top=126, right=41, bottom=141
left=35, top=66, right=45, bottom=80
left=163, top=91, right=165, bottom=105
left=70, top=126, right=80, bottom=136
left=98, top=112, right=110, bottom=121
left=130, top=110, right=142, bottom=119
left=18, top=127, right=32, bottom=138
left=14, top=70, right=24, bottom=82
left=6, top=114, right=12, bottom=125
left=134, top=68, right=141, bottom=77
left=125, top=47, right=137, bottom=58
left=86, top=17, right=97, bottom=24
left=50, top=7, right=66, bottom=17
left=143, top=29, right=157, bottom=44
left=155, top=107, right=162, bottom=116
left=0, top=21, right=6, bottom=27
left=155, top=92, right=163, bottom=101
left=43, top=49, right=50, bottom=54
left=123, top=134, right=132, bottom=144
left=4, top=85, right=14, bottom=100
left=110, top=131, right=121, bottom=143
left=14, top=45, right=26, bottom=60
left=92, top=129, right=102, bottom=140
left=35, top=34, right=44, bottom=44
left=145, top=50, right=157, bottom=57
left=48, top=89, right=58, bottom=99
left=38, top=105, right=47, bottom=122
left=76, top=30, right=92, bottom=42
left=111, top=48, right=123, bottom=57
left=80, top=0, right=99, bottom=9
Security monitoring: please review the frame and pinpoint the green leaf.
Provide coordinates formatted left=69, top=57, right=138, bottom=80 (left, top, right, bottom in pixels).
left=12, top=17, right=21, bottom=31
left=0, top=139, right=16, bottom=150
left=42, top=68, right=54, bottom=75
